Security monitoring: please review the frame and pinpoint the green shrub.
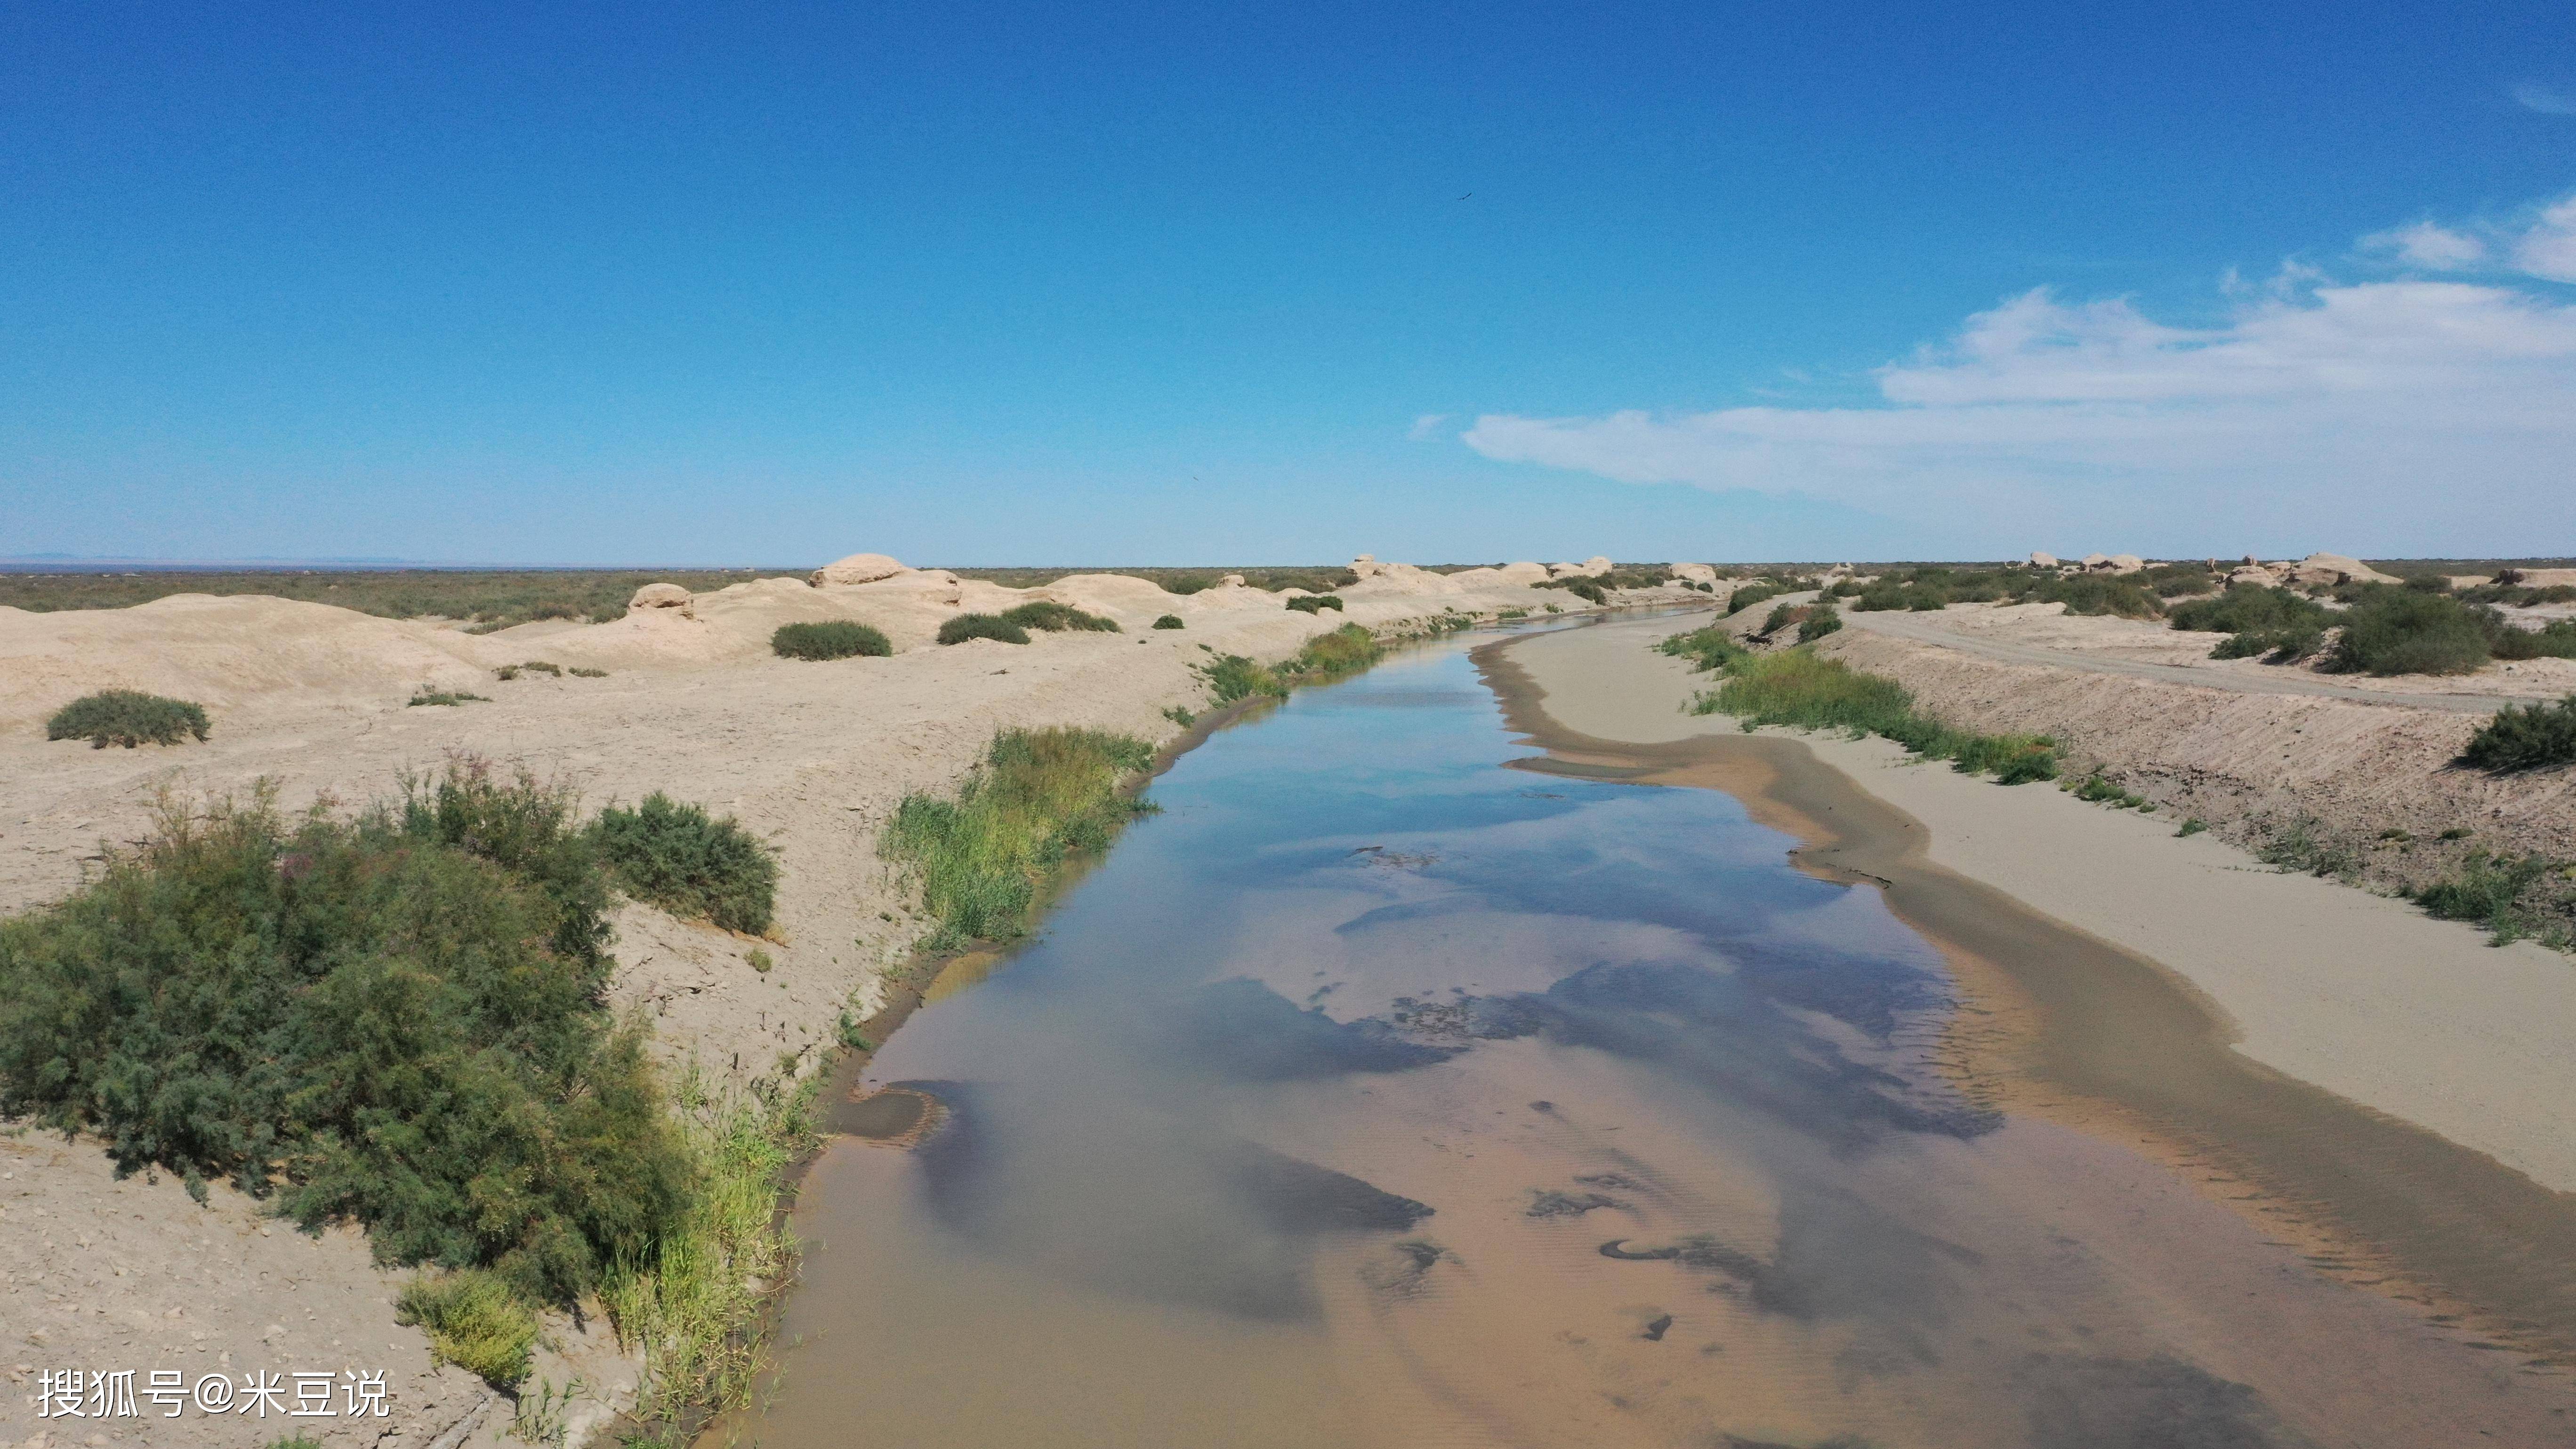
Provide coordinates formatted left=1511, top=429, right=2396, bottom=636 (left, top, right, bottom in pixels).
left=1162, top=705, right=1197, bottom=727
left=570, top=667, right=609, bottom=678
left=1760, top=602, right=1805, bottom=637
left=2213, top=625, right=2326, bottom=662
left=1000, top=601, right=1120, bottom=633
left=1285, top=594, right=1345, bottom=614
left=745, top=948, right=772, bottom=974
left=2461, top=695, right=2576, bottom=772
left=1200, top=654, right=1287, bottom=703
left=407, top=689, right=488, bottom=707
left=2176, top=819, right=2208, bottom=837
left=1726, top=582, right=1789, bottom=615
left=1797, top=603, right=1844, bottom=643
left=2170, top=585, right=2330, bottom=637
left=2326, top=590, right=2491, bottom=676
left=45, top=690, right=209, bottom=749
left=937, top=613, right=1030, bottom=646
left=520, top=660, right=563, bottom=676
left=880, top=728, right=1156, bottom=947
left=1160, top=575, right=1216, bottom=595
left=772, top=621, right=892, bottom=660
left=398, top=1270, right=539, bottom=1388
left=2487, top=618, right=2576, bottom=661
left=1153, top=614, right=1185, bottom=629
left=589, top=795, right=778, bottom=935
left=1291, top=623, right=1381, bottom=678
left=2026, top=573, right=2162, bottom=619
left=2258, top=818, right=2359, bottom=878
left=0, top=765, right=688, bottom=1305
left=1702, top=649, right=2055, bottom=783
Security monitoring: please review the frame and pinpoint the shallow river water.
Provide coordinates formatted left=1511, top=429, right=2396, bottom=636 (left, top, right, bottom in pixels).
left=739, top=636, right=2574, bottom=1448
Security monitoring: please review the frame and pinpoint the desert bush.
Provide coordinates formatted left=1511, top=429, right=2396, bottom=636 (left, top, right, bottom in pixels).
left=406, top=689, right=488, bottom=707
left=2025, top=573, right=2162, bottom=619
left=589, top=794, right=777, bottom=935
left=570, top=667, right=609, bottom=678
left=45, top=690, right=209, bottom=749
left=1760, top=602, right=1806, bottom=637
left=1200, top=653, right=1287, bottom=703
left=1285, top=594, right=1345, bottom=614
left=520, top=660, right=564, bottom=676
left=2461, top=695, right=2576, bottom=772
left=2487, top=618, right=2576, bottom=661
left=0, top=765, right=689, bottom=1305
left=2325, top=590, right=2490, bottom=676
left=398, top=1270, right=539, bottom=1388
left=772, top=621, right=892, bottom=660
left=1725, top=581, right=1789, bottom=615
left=2170, top=585, right=2330, bottom=637
left=1000, top=601, right=1120, bottom=633
left=880, top=728, right=1156, bottom=948
left=1797, top=603, right=1844, bottom=643
left=1291, top=623, right=1381, bottom=678
left=937, top=613, right=1030, bottom=646
left=1535, top=576, right=1609, bottom=604
left=1153, top=614, right=1185, bottom=629
left=1159, top=574, right=1216, bottom=595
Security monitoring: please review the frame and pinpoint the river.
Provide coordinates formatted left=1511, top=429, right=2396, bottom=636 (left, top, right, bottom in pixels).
left=733, top=630, right=2573, bottom=1448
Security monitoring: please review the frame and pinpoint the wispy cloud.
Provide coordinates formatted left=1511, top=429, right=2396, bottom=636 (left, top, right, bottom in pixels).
left=2512, top=82, right=2576, bottom=116
left=1461, top=195, right=2576, bottom=553
left=1407, top=412, right=1453, bottom=441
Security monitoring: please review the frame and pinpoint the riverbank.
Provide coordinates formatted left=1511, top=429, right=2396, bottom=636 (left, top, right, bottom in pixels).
left=1480, top=615, right=2576, bottom=1363
left=0, top=561, right=1683, bottom=1449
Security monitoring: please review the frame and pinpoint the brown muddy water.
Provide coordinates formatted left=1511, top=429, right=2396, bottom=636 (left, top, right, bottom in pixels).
left=736, top=636, right=2576, bottom=1448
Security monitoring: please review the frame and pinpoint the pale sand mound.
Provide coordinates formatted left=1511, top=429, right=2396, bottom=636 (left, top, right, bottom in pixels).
left=811, top=552, right=909, bottom=586
left=0, top=595, right=499, bottom=729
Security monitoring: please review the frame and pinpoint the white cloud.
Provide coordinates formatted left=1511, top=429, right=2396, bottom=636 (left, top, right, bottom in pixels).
left=1461, top=233, right=2576, bottom=551
left=2363, top=220, right=2487, bottom=270
left=1407, top=412, right=1452, bottom=441
left=2513, top=82, right=2576, bottom=116
left=2512, top=196, right=2576, bottom=282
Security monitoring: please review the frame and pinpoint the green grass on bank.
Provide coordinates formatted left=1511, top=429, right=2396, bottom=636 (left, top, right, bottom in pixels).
left=1668, top=634, right=2058, bottom=785
left=880, top=728, right=1159, bottom=949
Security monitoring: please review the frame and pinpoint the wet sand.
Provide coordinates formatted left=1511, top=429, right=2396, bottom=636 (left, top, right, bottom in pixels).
left=1478, top=619, right=2576, bottom=1366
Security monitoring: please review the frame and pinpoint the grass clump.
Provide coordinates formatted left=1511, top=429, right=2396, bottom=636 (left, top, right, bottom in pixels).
left=879, top=728, right=1157, bottom=948
left=2258, top=818, right=2360, bottom=879
left=1285, top=594, right=1345, bottom=613
left=1797, top=602, right=1844, bottom=643
left=398, top=1269, right=540, bottom=1388
left=772, top=620, right=892, bottom=660
left=570, top=666, right=609, bottom=678
left=406, top=688, right=488, bottom=707
left=1000, top=601, right=1120, bottom=633
left=0, top=764, right=690, bottom=1306
left=1201, top=654, right=1288, bottom=703
left=1698, top=649, right=2057, bottom=784
left=1537, top=576, right=1609, bottom=605
left=1725, top=581, right=1792, bottom=615
left=2413, top=853, right=2565, bottom=945
left=1658, top=624, right=1749, bottom=674
left=45, top=690, right=209, bottom=749
left=589, top=794, right=777, bottom=935
left=937, top=613, right=1030, bottom=646
left=601, top=1073, right=814, bottom=1446
left=2171, top=586, right=2332, bottom=662
left=1153, top=614, right=1185, bottom=629
left=1290, top=623, right=1382, bottom=678
left=2461, top=695, right=2576, bottom=772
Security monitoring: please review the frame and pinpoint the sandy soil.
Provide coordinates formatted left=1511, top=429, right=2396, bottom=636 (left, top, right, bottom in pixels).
left=1503, top=613, right=2576, bottom=1191
left=0, top=559, right=1686, bottom=1449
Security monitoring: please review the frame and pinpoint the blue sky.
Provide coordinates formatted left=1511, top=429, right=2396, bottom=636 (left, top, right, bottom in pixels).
left=4, top=1, right=2572, bottom=565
